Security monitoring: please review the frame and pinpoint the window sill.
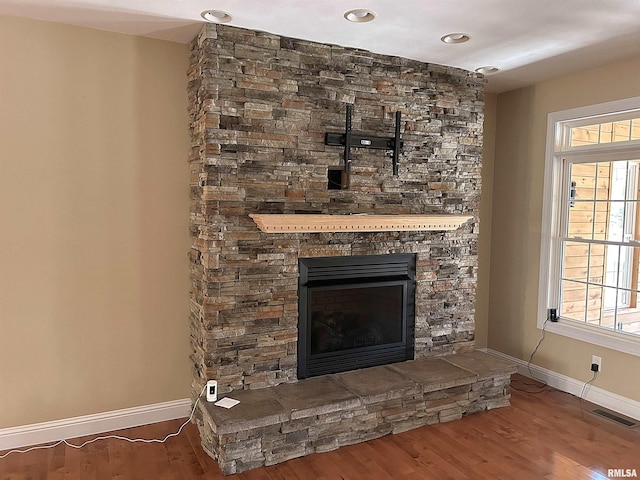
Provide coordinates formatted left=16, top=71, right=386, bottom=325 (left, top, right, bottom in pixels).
left=542, top=318, right=640, bottom=357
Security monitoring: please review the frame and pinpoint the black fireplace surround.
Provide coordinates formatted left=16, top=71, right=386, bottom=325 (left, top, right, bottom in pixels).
left=298, top=254, right=416, bottom=378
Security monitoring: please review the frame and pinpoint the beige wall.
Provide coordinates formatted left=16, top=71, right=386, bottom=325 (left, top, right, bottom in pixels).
left=475, top=92, right=497, bottom=349
left=489, top=56, right=640, bottom=401
left=5, top=10, right=636, bottom=432
left=0, top=15, right=191, bottom=428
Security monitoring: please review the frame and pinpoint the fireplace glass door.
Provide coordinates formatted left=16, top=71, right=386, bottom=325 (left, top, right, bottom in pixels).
left=298, top=254, right=415, bottom=378
left=309, top=283, right=404, bottom=354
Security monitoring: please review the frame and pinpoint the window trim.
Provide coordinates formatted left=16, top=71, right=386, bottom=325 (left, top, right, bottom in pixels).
left=539, top=96, right=640, bottom=357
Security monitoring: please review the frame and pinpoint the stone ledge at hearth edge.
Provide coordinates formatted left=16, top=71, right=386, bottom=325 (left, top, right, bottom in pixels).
left=196, top=351, right=517, bottom=475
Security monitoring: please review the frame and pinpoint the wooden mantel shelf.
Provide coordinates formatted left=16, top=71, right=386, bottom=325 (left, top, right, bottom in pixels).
left=249, top=214, right=472, bottom=233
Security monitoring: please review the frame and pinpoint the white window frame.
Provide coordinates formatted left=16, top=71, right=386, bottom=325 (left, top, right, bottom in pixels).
left=539, top=96, right=640, bottom=357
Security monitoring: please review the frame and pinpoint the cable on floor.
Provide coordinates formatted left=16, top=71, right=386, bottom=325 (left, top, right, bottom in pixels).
left=0, top=384, right=207, bottom=459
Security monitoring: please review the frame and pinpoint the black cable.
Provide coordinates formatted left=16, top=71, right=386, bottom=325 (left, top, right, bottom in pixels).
left=510, top=381, right=553, bottom=394
left=526, top=317, right=550, bottom=383
left=509, top=315, right=554, bottom=394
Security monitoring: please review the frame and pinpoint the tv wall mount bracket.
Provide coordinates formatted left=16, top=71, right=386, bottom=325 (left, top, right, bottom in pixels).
left=324, top=104, right=403, bottom=176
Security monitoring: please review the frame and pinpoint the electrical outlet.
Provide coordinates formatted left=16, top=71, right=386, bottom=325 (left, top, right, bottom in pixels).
left=591, top=355, right=602, bottom=372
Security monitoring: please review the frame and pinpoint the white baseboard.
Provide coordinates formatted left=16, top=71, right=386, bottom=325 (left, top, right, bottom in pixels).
left=482, top=348, right=640, bottom=421
left=4, top=352, right=639, bottom=453
left=0, top=398, right=191, bottom=452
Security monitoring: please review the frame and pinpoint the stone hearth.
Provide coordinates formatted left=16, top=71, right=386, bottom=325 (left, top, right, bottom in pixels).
left=199, top=351, right=516, bottom=475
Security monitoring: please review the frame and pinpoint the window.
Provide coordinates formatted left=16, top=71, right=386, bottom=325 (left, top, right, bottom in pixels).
left=539, top=97, right=640, bottom=356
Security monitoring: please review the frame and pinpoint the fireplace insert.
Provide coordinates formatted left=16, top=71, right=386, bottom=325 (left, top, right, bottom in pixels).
left=298, top=253, right=416, bottom=378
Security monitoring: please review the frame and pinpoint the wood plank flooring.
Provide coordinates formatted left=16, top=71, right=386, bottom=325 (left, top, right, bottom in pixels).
left=2, top=375, right=639, bottom=479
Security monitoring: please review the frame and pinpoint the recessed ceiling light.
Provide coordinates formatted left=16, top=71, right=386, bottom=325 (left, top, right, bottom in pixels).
left=201, top=10, right=232, bottom=23
left=440, top=33, right=471, bottom=44
left=475, top=66, right=500, bottom=75
left=344, top=9, right=377, bottom=23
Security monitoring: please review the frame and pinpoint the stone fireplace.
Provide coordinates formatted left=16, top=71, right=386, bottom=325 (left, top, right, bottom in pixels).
left=186, top=23, right=513, bottom=475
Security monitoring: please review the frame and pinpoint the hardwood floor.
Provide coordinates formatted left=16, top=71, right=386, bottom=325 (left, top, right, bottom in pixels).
left=2, top=375, right=639, bottom=479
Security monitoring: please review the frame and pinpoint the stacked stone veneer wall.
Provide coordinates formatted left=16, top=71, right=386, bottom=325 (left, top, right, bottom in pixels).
left=188, top=24, right=485, bottom=399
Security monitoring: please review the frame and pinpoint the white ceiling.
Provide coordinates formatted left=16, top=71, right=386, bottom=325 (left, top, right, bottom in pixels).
left=2, top=0, right=640, bottom=93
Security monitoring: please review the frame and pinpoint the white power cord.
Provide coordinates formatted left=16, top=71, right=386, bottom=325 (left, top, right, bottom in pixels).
left=579, top=370, right=598, bottom=413
left=0, top=384, right=206, bottom=459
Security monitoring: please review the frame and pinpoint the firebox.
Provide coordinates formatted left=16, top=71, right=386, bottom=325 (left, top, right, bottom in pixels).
left=298, top=253, right=416, bottom=378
